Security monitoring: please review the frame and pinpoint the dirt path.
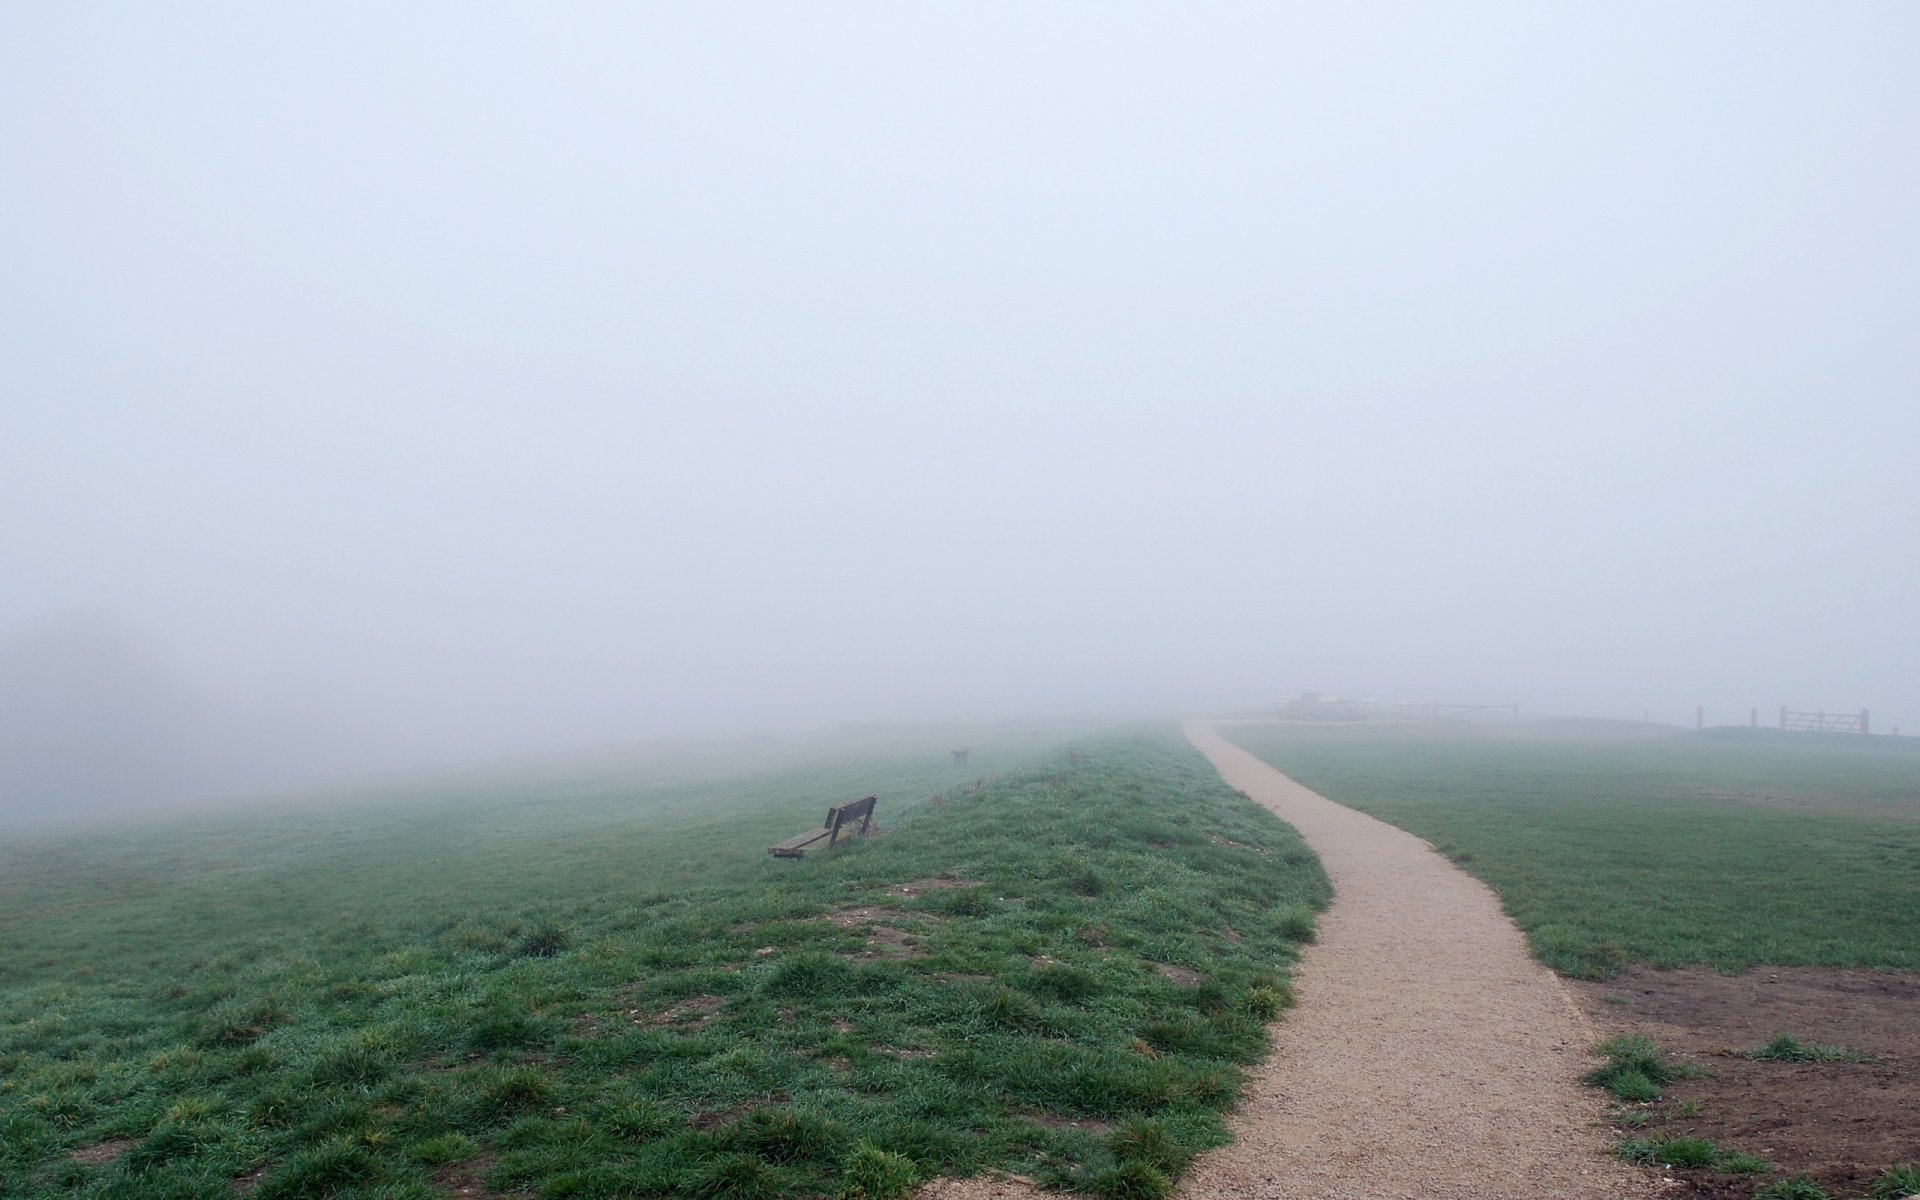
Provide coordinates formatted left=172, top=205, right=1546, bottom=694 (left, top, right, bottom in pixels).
left=1178, top=721, right=1650, bottom=1200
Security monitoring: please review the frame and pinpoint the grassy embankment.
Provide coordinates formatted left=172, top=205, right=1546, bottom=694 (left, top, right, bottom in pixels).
left=0, top=731, right=1327, bottom=1200
left=1222, top=720, right=1920, bottom=977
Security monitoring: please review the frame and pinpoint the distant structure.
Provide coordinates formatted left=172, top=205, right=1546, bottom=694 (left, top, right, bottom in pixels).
left=950, top=747, right=971, bottom=766
left=1779, top=707, right=1869, bottom=734
left=1425, top=702, right=1519, bottom=722
left=1276, top=692, right=1517, bottom=723
left=1276, top=692, right=1370, bottom=721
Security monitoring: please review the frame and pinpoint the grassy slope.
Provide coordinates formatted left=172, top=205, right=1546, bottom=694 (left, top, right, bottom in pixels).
left=1222, top=721, right=1920, bottom=978
left=0, top=732, right=1327, bottom=1200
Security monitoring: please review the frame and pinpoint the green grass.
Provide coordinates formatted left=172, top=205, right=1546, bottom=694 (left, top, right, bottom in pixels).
left=1614, top=1136, right=1719, bottom=1168
left=1583, top=1035, right=1699, bottom=1102
left=1222, top=721, right=1920, bottom=977
left=1868, top=1164, right=1920, bottom=1199
left=1755, top=1179, right=1832, bottom=1200
left=1741, top=1033, right=1875, bottom=1063
left=1614, top=1135, right=1770, bottom=1173
left=0, top=730, right=1328, bottom=1199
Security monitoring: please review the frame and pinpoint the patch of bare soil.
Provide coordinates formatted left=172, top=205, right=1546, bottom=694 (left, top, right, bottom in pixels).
left=1150, top=962, right=1204, bottom=985
left=67, top=1138, right=135, bottom=1164
left=1571, top=966, right=1920, bottom=1199
left=1018, top=1111, right=1113, bottom=1135
left=824, top=905, right=928, bottom=959
left=886, top=877, right=982, bottom=898
left=915, top=1174, right=1044, bottom=1200
left=434, top=1154, right=517, bottom=1198
left=230, top=1164, right=267, bottom=1195
left=643, top=994, right=725, bottom=1028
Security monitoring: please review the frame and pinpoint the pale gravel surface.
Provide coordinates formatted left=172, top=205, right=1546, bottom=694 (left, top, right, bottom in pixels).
left=913, top=723, right=1654, bottom=1200
left=1174, top=721, right=1651, bottom=1200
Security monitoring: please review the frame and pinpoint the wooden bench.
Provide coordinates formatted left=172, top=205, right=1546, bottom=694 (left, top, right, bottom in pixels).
left=768, top=795, right=878, bottom=858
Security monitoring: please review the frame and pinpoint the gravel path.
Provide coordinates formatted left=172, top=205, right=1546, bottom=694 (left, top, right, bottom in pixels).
left=1178, top=721, right=1650, bottom=1200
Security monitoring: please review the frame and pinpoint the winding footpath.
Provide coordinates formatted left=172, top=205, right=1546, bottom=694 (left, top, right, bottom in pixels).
left=1177, top=721, right=1650, bottom=1200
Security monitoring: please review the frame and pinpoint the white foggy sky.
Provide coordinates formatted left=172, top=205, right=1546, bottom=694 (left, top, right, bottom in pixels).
left=4, top=3, right=1918, bottom=797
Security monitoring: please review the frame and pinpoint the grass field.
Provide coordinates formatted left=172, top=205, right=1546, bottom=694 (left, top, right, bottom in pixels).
left=0, top=728, right=1328, bottom=1200
left=1221, top=720, right=1920, bottom=978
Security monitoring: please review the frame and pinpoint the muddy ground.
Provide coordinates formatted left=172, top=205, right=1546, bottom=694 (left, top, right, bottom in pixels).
left=1570, top=966, right=1920, bottom=1199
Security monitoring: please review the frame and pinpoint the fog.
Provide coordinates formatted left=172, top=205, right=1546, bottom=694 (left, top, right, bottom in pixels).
left=5, top=4, right=1917, bottom=816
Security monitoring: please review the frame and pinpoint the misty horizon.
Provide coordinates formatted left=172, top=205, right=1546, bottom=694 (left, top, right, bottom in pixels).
left=6, top=4, right=1917, bottom=818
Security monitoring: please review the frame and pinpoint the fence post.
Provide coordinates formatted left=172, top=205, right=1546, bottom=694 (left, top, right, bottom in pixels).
left=1779, top=705, right=1787, bottom=730
left=1696, top=705, right=1703, bottom=731
left=1750, top=707, right=1757, bottom=728
left=1862, top=709, right=1870, bottom=736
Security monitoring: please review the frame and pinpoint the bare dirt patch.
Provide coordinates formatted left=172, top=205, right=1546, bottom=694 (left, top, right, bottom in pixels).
left=1150, top=962, right=1203, bottom=985
left=915, top=1173, right=1044, bottom=1200
left=230, top=1164, right=267, bottom=1195
left=434, top=1154, right=516, bottom=1199
left=825, top=904, right=910, bottom=927
left=840, top=925, right=920, bottom=958
left=691, top=1096, right=788, bottom=1133
left=1018, top=1111, right=1113, bottom=1135
left=1571, top=965, right=1920, bottom=1200
left=1203, top=830, right=1268, bottom=855
left=67, top=1138, right=135, bottom=1164
left=886, top=877, right=982, bottom=898
left=643, top=994, right=725, bottom=1028
left=823, top=905, right=928, bottom=959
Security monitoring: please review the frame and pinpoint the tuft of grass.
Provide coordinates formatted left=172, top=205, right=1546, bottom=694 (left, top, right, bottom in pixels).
left=1868, top=1164, right=1920, bottom=1199
left=306, top=1036, right=393, bottom=1087
left=1647, top=1137, right=1719, bottom=1168
left=1583, top=1036, right=1696, bottom=1102
left=1602, top=1067, right=1661, bottom=1103
left=405, top=1132, right=475, bottom=1165
left=1107, top=1118, right=1185, bottom=1176
left=837, top=1140, right=918, bottom=1200
left=1754, top=1179, right=1832, bottom=1200
left=1743, top=1033, right=1875, bottom=1063
left=468, top=1066, right=556, bottom=1123
left=255, top=1136, right=385, bottom=1198
left=1615, top=1136, right=1760, bottom=1171
left=198, top=994, right=291, bottom=1047
left=1720, top=1150, right=1773, bottom=1174
left=761, top=951, right=859, bottom=998
left=682, top=1151, right=796, bottom=1200
left=1025, top=963, right=1103, bottom=1003
left=514, top=922, right=572, bottom=958
left=727, top=1109, right=842, bottom=1166
left=1240, top=983, right=1293, bottom=1021
left=1084, top=1159, right=1174, bottom=1200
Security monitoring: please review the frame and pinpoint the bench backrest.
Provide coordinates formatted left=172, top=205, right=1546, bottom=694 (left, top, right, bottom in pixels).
left=826, top=794, right=877, bottom=832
